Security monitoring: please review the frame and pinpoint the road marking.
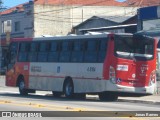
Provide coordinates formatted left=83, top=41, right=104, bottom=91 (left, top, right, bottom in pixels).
left=0, top=99, right=86, bottom=111
left=0, top=100, right=149, bottom=119
left=0, top=100, right=157, bottom=119
left=0, top=91, right=49, bottom=96
left=0, top=90, right=159, bottom=119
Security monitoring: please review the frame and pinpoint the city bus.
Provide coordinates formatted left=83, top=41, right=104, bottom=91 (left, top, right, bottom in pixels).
left=135, top=30, right=160, bottom=81
left=5, top=33, right=157, bottom=101
left=137, top=6, right=160, bottom=93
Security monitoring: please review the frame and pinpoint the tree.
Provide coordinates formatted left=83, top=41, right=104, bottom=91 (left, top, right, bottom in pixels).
left=0, top=0, right=7, bottom=12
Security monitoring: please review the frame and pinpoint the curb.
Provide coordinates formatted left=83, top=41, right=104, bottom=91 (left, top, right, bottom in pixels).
left=87, top=95, right=160, bottom=105
left=118, top=98, right=160, bottom=105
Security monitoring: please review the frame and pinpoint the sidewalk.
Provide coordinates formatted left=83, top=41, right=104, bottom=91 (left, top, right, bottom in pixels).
left=118, top=95, right=160, bottom=104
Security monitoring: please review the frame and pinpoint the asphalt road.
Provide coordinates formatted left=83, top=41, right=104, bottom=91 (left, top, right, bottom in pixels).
left=0, top=77, right=160, bottom=120
left=0, top=90, right=160, bottom=120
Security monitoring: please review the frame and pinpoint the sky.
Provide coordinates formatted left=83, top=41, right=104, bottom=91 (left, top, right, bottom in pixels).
left=2, top=0, right=29, bottom=8
left=116, top=0, right=127, bottom=2
left=2, top=0, right=127, bottom=8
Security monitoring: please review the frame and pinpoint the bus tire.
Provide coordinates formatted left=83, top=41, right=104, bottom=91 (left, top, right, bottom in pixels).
left=18, top=78, right=28, bottom=95
left=52, top=91, right=62, bottom=97
left=99, top=92, right=118, bottom=101
left=63, top=78, right=74, bottom=98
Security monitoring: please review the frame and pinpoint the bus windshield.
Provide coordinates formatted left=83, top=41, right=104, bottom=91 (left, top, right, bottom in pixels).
left=114, top=35, right=154, bottom=60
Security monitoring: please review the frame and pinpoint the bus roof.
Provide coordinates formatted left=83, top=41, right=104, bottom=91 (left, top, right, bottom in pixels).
left=12, top=32, right=133, bottom=42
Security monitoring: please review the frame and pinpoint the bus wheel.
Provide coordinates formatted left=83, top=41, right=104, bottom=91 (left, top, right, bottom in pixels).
left=52, top=91, right=62, bottom=97
left=18, top=79, right=28, bottom=95
left=63, top=79, right=74, bottom=98
left=99, top=92, right=118, bottom=101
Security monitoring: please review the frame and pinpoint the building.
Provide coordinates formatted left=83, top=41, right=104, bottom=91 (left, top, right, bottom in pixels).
left=125, top=0, right=160, bottom=7
left=0, top=0, right=159, bottom=41
left=0, top=1, right=34, bottom=41
left=73, top=15, right=137, bottom=34
left=0, top=0, right=137, bottom=41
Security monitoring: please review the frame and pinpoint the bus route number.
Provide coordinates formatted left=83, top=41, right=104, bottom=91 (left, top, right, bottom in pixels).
left=87, top=67, right=96, bottom=72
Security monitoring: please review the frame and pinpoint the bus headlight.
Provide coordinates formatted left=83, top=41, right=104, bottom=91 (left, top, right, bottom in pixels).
left=149, top=70, right=156, bottom=86
left=109, top=66, right=116, bottom=84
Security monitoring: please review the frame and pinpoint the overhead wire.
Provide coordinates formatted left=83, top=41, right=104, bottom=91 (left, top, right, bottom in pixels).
left=33, top=0, right=119, bottom=14
left=0, top=0, right=139, bottom=26
left=1, top=0, right=136, bottom=23
left=32, top=0, right=138, bottom=22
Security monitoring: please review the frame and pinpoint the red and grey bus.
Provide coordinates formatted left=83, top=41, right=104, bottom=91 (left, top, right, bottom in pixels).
left=5, top=33, right=157, bottom=101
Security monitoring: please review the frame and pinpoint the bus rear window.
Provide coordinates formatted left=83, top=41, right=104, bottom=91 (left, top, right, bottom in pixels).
left=114, top=35, right=154, bottom=60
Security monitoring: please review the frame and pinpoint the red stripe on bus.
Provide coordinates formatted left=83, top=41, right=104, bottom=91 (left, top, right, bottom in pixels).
left=29, top=75, right=102, bottom=80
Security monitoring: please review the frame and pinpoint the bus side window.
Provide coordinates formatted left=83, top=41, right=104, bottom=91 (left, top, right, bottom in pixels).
left=39, top=42, right=48, bottom=52
left=38, top=42, right=48, bottom=62
left=98, top=39, right=108, bottom=62
left=59, top=41, right=71, bottom=62
left=71, top=40, right=83, bottom=62
left=48, top=41, right=59, bottom=62
left=18, top=42, right=30, bottom=62
left=84, top=40, right=98, bottom=62
left=28, top=42, right=38, bottom=62
left=9, top=42, right=18, bottom=64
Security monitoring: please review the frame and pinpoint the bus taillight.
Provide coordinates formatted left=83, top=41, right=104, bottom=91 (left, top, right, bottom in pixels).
left=109, top=66, right=116, bottom=84
left=149, top=70, right=156, bottom=86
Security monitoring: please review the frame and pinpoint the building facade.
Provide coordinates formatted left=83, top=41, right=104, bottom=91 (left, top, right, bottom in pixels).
left=73, top=15, right=137, bottom=34
left=1, top=0, right=160, bottom=40
left=0, top=0, right=138, bottom=40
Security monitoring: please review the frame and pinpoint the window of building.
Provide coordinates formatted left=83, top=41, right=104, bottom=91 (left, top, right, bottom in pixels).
left=7, top=20, right=11, bottom=26
left=1, top=21, right=4, bottom=33
left=15, top=21, right=20, bottom=32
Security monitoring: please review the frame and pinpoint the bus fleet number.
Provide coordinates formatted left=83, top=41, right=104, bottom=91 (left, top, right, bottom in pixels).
left=87, top=67, right=96, bottom=72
